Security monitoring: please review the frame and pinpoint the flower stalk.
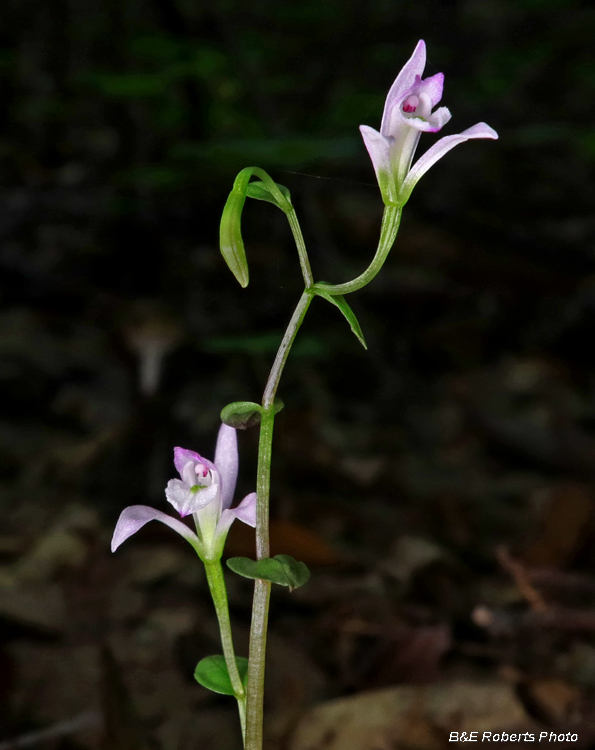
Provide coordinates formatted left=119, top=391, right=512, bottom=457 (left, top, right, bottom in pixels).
left=204, top=559, right=246, bottom=737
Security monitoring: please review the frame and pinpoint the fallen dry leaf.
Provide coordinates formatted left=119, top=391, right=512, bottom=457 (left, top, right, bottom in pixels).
left=524, top=483, right=594, bottom=567
left=289, top=680, right=533, bottom=750
left=524, top=677, right=580, bottom=724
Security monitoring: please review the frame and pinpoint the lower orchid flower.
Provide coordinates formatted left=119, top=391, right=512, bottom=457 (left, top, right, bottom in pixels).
left=360, top=39, right=498, bottom=207
left=111, top=424, right=256, bottom=561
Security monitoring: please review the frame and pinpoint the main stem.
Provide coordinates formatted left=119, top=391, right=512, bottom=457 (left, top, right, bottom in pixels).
left=244, top=291, right=313, bottom=750
left=243, top=204, right=401, bottom=750
left=204, top=560, right=246, bottom=740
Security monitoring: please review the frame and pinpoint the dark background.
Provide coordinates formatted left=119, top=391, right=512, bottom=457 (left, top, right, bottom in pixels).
left=2, top=0, right=595, bottom=748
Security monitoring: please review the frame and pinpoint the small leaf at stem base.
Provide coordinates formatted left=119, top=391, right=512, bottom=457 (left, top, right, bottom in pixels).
left=226, top=554, right=310, bottom=591
left=194, top=655, right=249, bottom=695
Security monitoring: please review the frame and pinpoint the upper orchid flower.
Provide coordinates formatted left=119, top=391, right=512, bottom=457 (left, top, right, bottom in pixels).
left=111, top=424, right=256, bottom=561
left=360, top=40, right=498, bottom=206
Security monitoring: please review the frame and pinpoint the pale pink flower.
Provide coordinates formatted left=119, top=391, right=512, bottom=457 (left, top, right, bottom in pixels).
left=360, top=40, right=498, bottom=205
left=112, top=424, right=256, bottom=561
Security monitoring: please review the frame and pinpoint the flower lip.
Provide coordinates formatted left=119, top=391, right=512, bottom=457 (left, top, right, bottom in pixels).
left=165, top=478, right=218, bottom=517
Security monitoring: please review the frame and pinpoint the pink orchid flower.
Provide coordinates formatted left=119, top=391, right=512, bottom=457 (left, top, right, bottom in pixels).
left=111, top=424, right=256, bottom=561
left=360, top=40, right=498, bottom=206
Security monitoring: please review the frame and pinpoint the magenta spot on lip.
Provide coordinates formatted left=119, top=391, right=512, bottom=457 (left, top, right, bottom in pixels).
left=195, top=463, right=209, bottom=478
left=402, top=95, right=419, bottom=113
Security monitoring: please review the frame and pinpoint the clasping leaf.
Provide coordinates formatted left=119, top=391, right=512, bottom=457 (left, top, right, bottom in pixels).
left=194, top=655, right=249, bottom=695
left=221, top=399, right=284, bottom=430
left=227, top=554, right=310, bottom=592
left=313, top=284, right=367, bottom=349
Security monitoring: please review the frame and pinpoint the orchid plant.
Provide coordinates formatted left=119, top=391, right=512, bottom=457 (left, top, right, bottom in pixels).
left=112, top=40, right=497, bottom=750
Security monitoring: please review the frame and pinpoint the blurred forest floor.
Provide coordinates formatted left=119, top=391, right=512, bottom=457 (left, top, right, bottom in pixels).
left=3, top=0, right=595, bottom=748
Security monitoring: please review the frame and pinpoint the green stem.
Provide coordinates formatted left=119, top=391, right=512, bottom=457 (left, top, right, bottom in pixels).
left=244, top=291, right=313, bottom=750
left=312, top=205, right=402, bottom=296
left=262, top=291, right=314, bottom=408
left=243, top=202, right=402, bottom=750
left=204, top=560, right=246, bottom=742
left=286, top=207, right=313, bottom=288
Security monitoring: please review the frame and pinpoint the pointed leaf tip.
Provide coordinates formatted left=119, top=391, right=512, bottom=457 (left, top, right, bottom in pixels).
left=314, top=286, right=367, bottom=349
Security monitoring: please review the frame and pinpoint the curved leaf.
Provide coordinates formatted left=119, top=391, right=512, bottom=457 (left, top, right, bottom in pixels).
left=194, top=655, right=249, bottom=695
left=314, top=286, right=367, bottom=349
left=246, top=180, right=291, bottom=209
left=227, top=555, right=310, bottom=592
left=221, top=401, right=263, bottom=430
left=220, top=190, right=249, bottom=288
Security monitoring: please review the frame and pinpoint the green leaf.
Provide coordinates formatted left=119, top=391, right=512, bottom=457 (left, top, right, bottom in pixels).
left=245, top=180, right=291, bottom=210
left=314, top=286, right=367, bottom=349
left=227, top=555, right=310, bottom=592
left=194, top=655, right=249, bottom=695
left=220, top=401, right=263, bottom=430
left=220, top=190, right=249, bottom=288
left=220, top=399, right=283, bottom=429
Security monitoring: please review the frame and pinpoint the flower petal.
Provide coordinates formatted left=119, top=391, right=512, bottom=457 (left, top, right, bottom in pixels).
left=209, top=492, right=257, bottom=558
left=425, top=106, right=452, bottom=132
left=214, top=423, right=238, bottom=511
left=173, top=447, right=202, bottom=477
left=401, top=122, right=498, bottom=199
left=397, top=106, right=451, bottom=133
left=232, top=492, right=257, bottom=527
left=359, top=125, right=397, bottom=204
left=111, top=505, right=201, bottom=552
left=418, top=72, right=444, bottom=107
left=166, top=479, right=218, bottom=517
left=380, top=40, right=426, bottom=136
left=173, top=446, right=217, bottom=486
left=216, top=492, right=257, bottom=537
